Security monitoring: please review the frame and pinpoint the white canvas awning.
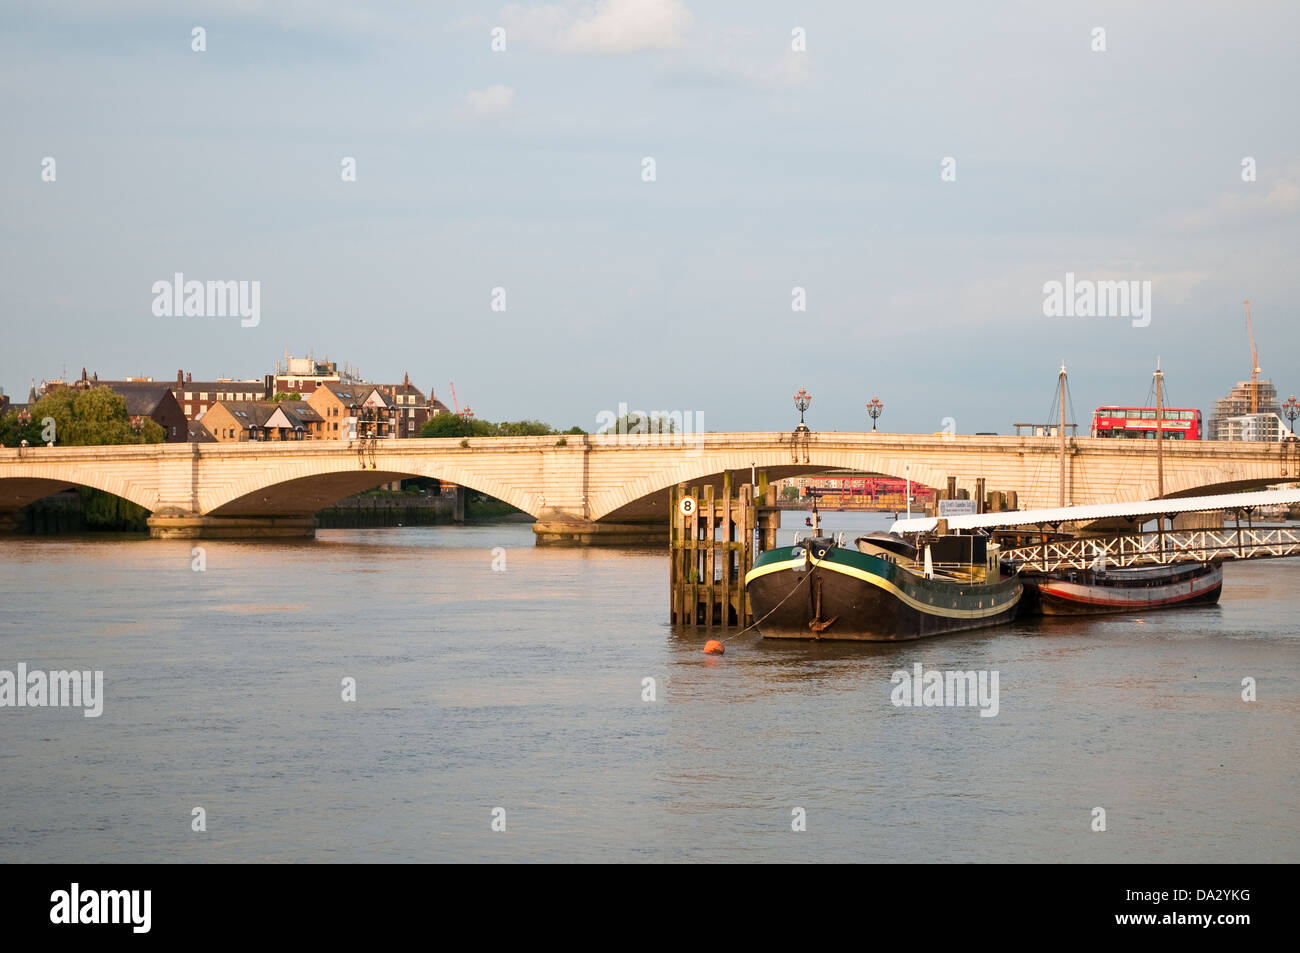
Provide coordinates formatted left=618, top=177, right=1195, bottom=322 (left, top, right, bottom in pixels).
left=890, top=488, right=1300, bottom=534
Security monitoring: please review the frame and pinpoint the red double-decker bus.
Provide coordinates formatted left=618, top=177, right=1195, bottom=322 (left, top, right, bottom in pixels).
left=1091, top=406, right=1203, bottom=440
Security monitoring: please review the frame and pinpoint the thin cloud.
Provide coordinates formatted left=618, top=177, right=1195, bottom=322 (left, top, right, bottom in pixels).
left=655, top=26, right=813, bottom=92
left=501, top=0, right=693, bottom=53
left=759, top=50, right=811, bottom=89
left=464, top=84, right=515, bottom=118
left=1171, top=166, right=1300, bottom=230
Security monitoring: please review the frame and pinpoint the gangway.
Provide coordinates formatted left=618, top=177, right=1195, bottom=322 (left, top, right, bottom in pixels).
left=1002, top=525, right=1300, bottom=572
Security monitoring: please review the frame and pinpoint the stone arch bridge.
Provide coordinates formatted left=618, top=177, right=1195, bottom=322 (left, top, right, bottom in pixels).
left=1, top=433, right=1295, bottom=541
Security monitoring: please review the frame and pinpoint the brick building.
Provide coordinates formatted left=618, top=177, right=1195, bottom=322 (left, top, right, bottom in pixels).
left=200, top=400, right=326, bottom=442
left=97, top=383, right=189, bottom=443
left=378, top=373, right=452, bottom=438
left=307, top=383, right=396, bottom=439
left=187, top=419, right=218, bottom=443
left=265, top=354, right=366, bottom=398
left=169, top=370, right=267, bottom=420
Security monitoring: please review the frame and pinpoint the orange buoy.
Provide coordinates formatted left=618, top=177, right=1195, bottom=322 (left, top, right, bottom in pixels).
left=703, top=640, right=725, bottom=655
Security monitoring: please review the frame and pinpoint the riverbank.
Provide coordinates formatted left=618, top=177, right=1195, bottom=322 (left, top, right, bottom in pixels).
left=317, top=492, right=455, bottom=528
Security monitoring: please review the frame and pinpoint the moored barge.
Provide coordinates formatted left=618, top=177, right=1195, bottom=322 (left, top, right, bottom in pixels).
left=1018, top=561, right=1222, bottom=615
left=744, top=531, right=1022, bottom=641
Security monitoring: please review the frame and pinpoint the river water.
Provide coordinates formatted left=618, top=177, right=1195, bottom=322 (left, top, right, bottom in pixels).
left=1, top=511, right=1296, bottom=863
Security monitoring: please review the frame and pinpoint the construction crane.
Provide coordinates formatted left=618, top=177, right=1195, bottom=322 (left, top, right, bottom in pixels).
left=1244, top=300, right=1261, bottom=413
left=448, top=381, right=459, bottom=415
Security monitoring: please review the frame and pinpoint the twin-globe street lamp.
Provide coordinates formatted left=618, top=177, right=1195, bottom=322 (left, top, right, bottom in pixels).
left=788, top=390, right=900, bottom=514
left=866, top=397, right=883, bottom=432
left=792, top=390, right=887, bottom=433
left=792, top=388, right=811, bottom=432
left=1284, top=396, right=1299, bottom=435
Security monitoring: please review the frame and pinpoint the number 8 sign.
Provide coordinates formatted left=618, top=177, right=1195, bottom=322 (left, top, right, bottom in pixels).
left=678, top=495, right=697, bottom=517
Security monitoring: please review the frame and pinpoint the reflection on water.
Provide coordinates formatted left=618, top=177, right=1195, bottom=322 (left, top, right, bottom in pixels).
left=0, top=514, right=1296, bottom=862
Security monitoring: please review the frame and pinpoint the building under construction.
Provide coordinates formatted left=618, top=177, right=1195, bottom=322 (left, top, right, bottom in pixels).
left=1207, top=300, right=1287, bottom=441
left=1208, top=380, right=1282, bottom=440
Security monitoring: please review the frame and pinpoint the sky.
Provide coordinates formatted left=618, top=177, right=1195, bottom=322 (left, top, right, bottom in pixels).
left=2, top=0, right=1298, bottom=434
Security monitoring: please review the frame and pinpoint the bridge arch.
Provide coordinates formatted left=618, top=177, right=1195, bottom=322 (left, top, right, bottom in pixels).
left=0, top=469, right=160, bottom=513
left=201, top=457, right=542, bottom=517
left=588, top=446, right=944, bottom=523
left=1163, top=476, right=1288, bottom=499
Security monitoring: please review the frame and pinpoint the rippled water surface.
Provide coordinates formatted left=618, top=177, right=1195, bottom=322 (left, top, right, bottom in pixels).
left=1, top=513, right=1297, bottom=862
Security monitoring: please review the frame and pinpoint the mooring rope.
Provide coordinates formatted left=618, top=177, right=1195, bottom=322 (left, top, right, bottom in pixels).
left=721, top=549, right=820, bottom=642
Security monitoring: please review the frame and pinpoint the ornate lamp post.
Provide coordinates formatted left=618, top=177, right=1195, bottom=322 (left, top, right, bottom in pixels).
left=866, top=397, right=883, bottom=432
left=15, top=408, right=32, bottom=451
left=461, top=406, right=474, bottom=435
left=792, top=388, right=811, bottom=432
left=1285, top=395, right=1299, bottom=435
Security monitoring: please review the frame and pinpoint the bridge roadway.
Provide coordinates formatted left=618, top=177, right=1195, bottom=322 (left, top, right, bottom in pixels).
left=0, top=432, right=1295, bottom=541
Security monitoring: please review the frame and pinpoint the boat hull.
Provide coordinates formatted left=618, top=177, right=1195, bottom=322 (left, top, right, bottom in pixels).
left=745, top=544, right=1022, bottom=641
left=1020, top=563, right=1223, bottom=616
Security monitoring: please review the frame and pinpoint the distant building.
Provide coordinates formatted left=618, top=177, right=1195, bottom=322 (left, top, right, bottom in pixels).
left=785, top=473, right=938, bottom=506
left=1219, top=413, right=1287, bottom=442
left=50, top=371, right=186, bottom=441
left=65, top=369, right=157, bottom=392
left=307, top=383, right=396, bottom=439
left=61, top=369, right=265, bottom=421
left=200, top=400, right=326, bottom=442
left=187, top=419, right=218, bottom=443
left=169, top=370, right=267, bottom=420
left=1209, top=380, right=1281, bottom=440
left=4, top=389, right=30, bottom=416
left=378, top=373, right=452, bottom=438
left=22, top=363, right=451, bottom=442
left=33, top=376, right=70, bottom=398
left=93, top=382, right=189, bottom=443
left=266, top=354, right=364, bottom=397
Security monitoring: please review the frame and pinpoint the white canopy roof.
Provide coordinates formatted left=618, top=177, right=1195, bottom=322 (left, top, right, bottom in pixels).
left=889, top=488, right=1300, bottom=534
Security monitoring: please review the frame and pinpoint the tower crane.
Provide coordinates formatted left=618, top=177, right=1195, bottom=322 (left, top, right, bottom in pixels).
left=449, top=382, right=459, bottom=415
left=1244, top=300, right=1261, bottom=414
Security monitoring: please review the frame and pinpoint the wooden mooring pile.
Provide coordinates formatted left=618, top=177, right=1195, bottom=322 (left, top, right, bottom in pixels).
left=669, top=473, right=781, bottom=628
